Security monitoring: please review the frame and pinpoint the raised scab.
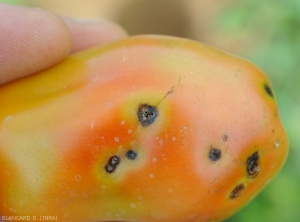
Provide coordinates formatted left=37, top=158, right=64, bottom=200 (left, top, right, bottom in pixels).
left=105, top=156, right=120, bottom=173
left=264, top=84, right=274, bottom=98
left=222, top=133, right=229, bottom=142
left=247, top=152, right=260, bottom=178
left=230, top=184, right=245, bottom=199
left=126, top=150, right=138, bottom=160
left=209, top=147, right=222, bottom=162
left=137, top=104, right=158, bottom=127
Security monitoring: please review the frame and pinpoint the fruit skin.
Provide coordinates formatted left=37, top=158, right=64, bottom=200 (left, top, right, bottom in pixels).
left=0, top=35, right=288, bottom=221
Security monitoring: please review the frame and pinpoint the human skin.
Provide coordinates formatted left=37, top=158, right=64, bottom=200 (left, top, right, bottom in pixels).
left=0, top=3, right=127, bottom=85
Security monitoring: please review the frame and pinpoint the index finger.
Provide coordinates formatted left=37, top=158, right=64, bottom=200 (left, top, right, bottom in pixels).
left=0, top=3, right=72, bottom=85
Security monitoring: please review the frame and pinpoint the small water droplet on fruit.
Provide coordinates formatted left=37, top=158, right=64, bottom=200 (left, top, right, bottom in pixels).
left=150, top=174, right=155, bottom=178
left=172, top=137, right=176, bottom=141
left=114, top=137, right=120, bottom=142
left=74, top=175, right=81, bottom=181
left=90, top=121, right=95, bottom=130
left=159, top=139, right=163, bottom=145
left=3, top=115, right=12, bottom=124
left=130, top=203, right=136, bottom=209
left=152, top=158, right=157, bottom=163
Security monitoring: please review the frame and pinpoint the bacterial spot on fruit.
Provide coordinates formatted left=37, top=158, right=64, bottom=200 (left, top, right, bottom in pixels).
left=246, top=152, right=260, bottom=178
left=105, top=156, right=121, bottom=173
left=126, top=150, right=138, bottom=160
left=230, top=184, right=245, bottom=199
left=264, top=84, right=274, bottom=98
left=137, top=104, right=158, bottom=127
left=111, top=156, right=120, bottom=165
left=209, top=147, right=222, bottom=162
left=222, top=133, right=229, bottom=142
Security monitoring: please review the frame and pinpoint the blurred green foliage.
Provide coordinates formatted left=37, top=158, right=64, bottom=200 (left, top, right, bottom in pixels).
left=0, top=0, right=23, bottom=4
left=215, top=1, right=300, bottom=221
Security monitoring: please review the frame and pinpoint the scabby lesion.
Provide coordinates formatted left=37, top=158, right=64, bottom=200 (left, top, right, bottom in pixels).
left=137, top=103, right=158, bottom=127
left=246, top=151, right=260, bottom=178
left=105, top=156, right=121, bottom=173
left=263, top=83, right=274, bottom=98
left=229, top=183, right=245, bottom=199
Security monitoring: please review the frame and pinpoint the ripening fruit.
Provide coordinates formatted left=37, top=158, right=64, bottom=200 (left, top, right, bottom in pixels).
left=0, top=35, right=288, bottom=222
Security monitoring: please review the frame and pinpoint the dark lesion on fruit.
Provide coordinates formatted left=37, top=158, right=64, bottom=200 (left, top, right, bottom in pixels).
left=246, top=152, right=260, bottom=178
left=209, top=147, right=222, bottom=163
left=126, top=150, right=138, bottom=160
left=137, top=104, right=158, bottom=127
left=105, top=156, right=121, bottom=173
left=264, top=83, right=274, bottom=98
left=229, top=183, right=245, bottom=199
left=222, top=133, right=229, bottom=142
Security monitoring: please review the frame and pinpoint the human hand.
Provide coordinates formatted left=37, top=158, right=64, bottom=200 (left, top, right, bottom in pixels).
left=0, top=3, right=127, bottom=85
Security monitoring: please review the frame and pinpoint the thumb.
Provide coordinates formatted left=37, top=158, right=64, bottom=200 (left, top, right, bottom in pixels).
left=0, top=3, right=72, bottom=85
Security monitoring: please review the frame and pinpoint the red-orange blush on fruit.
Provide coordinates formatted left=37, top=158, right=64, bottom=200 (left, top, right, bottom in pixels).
left=0, top=35, right=288, bottom=221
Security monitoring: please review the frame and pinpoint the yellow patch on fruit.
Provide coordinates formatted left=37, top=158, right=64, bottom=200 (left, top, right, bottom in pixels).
left=0, top=35, right=288, bottom=221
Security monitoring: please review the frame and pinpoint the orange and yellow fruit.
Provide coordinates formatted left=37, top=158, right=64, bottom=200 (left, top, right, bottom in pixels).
left=0, top=35, right=288, bottom=221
